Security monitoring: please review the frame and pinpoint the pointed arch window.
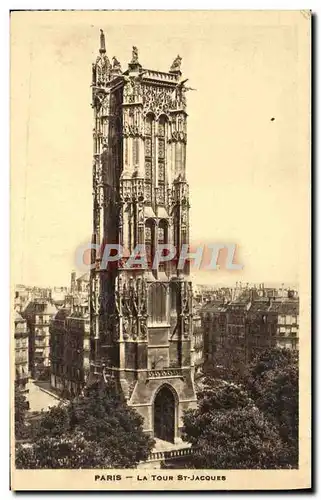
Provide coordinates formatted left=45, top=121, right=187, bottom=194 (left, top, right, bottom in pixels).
left=145, top=219, right=155, bottom=269
left=158, top=219, right=169, bottom=273
left=145, top=114, right=154, bottom=205
left=158, top=116, right=167, bottom=206
left=175, top=142, right=183, bottom=176
left=133, top=137, right=139, bottom=167
left=148, top=283, right=167, bottom=325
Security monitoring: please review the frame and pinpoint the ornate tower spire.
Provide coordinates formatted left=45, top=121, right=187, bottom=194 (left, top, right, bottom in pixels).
left=89, top=35, right=196, bottom=442
left=92, top=29, right=111, bottom=87
left=99, top=29, right=106, bottom=54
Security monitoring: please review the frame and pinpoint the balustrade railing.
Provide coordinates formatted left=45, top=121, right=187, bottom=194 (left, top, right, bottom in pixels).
left=148, top=447, right=193, bottom=461
left=147, top=368, right=183, bottom=379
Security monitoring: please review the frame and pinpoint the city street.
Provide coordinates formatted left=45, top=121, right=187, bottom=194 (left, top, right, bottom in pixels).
left=27, top=379, right=60, bottom=412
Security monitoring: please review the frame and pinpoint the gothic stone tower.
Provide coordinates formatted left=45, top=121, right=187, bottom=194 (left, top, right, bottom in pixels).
left=90, top=30, right=197, bottom=443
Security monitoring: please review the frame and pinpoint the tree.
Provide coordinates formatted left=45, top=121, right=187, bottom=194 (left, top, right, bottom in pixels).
left=15, top=432, right=110, bottom=469
left=36, top=405, right=70, bottom=438
left=182, top=379, right=290, bottom=469
left=14, top=388, right=29, bottom=439
left=204, top=343, right=247, bottom=384
left=68, top=381, right=155, bottom=468
left=18, top=380, right=154, bottom=469
left=244, top=348, right=299, bottom=467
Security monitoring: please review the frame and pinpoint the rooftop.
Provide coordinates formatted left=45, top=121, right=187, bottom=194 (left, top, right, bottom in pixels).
left=76, top=272, right=90, bottom=283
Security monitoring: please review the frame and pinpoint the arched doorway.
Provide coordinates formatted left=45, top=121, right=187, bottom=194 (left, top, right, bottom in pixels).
left=153, top=385, right=176, bottom=443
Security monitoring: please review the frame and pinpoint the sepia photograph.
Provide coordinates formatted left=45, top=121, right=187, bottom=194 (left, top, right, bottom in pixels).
left=10, top=9, right=311, bottom=490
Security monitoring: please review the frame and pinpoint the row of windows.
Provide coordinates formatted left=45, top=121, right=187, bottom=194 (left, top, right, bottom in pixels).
left=35, top=315, right=51, bottom=323
left=144, top=115, right=184, bottom=206
left=279, top=315, right=298, bottom=325
left=145, top=219, right=169, bottom=270
left=52, top=363, right=84, bottom=379
left=15, top=338, right=28, bottom=347
left=145, top=117, right=166, bottom=206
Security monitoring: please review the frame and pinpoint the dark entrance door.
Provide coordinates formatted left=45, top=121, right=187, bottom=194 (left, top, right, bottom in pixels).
left=154, top=386, right=175, bottom=443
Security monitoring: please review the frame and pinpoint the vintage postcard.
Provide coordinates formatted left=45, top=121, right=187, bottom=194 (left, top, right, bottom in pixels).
left=11, top=10, right=311, bottom=491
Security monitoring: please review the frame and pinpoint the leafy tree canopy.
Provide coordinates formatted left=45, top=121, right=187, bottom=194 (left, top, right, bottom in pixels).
left=14, top=389, right=29, bottom=439
left=15, top=432, right=109, bottom=469
left=244, top=348, right=299, bottom=466
left=16, top=380, right=154, bottom=469
left=182, top=373, right=293, bottom=469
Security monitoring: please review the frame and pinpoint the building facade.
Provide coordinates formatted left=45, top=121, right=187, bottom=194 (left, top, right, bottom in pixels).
left=23, top=300, right=57, bottom=378
left=202, top=291, right=299, bottom=377
left=202, top=301, right=228, bottom=374
left=50, top=301, right=91, bottom=398
left=89, top=31, right=197, bottom=443
left=14, top=310, right=29, bottom=394
left=269, top=299, right=299, bottom=350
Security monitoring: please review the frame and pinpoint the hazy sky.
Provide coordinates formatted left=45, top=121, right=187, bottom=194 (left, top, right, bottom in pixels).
left=11, top=11, right=309, bottom=288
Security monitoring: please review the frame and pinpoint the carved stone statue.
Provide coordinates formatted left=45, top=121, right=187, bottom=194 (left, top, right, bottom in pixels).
left=123, top=316, right=129, bottom=339
left=112, top=56, right=122, bottom=72
left=170, top=54, right=182, bottom=72
left=140, top=316, right=148, bottom=340
left=131, top=46, right=139, bottom=64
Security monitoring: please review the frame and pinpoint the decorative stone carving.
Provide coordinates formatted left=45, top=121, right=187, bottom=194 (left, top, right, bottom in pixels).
left=122, top=107, right=143, bottom=137
left=145, top=161, right=152, bottom=179
left=144, top=182, right=152, bottom=203
left=137, top=203, right=145, bottom=226
left=156, top=185, right=165, bottom=205
left=140, top=315, right=148, bottom=340
left=94, top=53, right=111, bottom=86
left=158, top=139, right=165, bottom=159
left=171, top=130, right=187, bottom=143
left=97, top=186, right=104, bottom=209
left=123, top=122, right=140, bottom=137
left=123, top=77, right=142, bottom=105
left=117, top=278, right=149, bottom=341
left=112, top=56, right=122, bottom=73
left=123, top=316, right=129, bottom=340
left=178, top=280, right=192, bottom=338
left=142, top=85, right=174, bottom=116
left=133, top=178, right=144, bottom=201
left=158, top=121, right=165, bottom=137
left=170, top=55, right=182, bottom=72
left=92, top=88, right=108, bottom=111
left=120, top=179, right=132, bottom=202
left=101, top=95, right=110, bottom=117
left=183, top=315, right=190, bottom=338
left=181, top=207, right=188, bottom=230
left=158, top=162, right=165, bottom=181
left=131, top=46, right=139, bottom=64
left=147, top=368, right=182, bottom=378
left=145, top=137, right=152, bottom=156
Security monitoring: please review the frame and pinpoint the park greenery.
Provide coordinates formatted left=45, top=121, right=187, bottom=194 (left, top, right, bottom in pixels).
left=181, top=347, right=298, bottom=469
left=15, top=380, right=155, bottom=469
left=15, top=347, right=298, bottom=469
